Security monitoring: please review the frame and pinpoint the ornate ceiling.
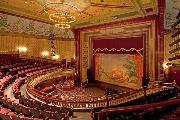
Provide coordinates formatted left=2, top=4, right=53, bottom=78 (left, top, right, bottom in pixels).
left=0, top=0, right=158, bottom=29
left=164, top=0, right=180, bottom=29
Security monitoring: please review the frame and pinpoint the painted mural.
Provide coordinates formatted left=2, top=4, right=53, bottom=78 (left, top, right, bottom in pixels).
left=164, top=0, right=180, bottom=29
left=95, top=53, right=143, bottom=89
left=0, top=13, right=74, bottom=38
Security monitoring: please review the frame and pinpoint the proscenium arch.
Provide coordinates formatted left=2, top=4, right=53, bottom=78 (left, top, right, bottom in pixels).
left=77, top=16, right=157, bottom=87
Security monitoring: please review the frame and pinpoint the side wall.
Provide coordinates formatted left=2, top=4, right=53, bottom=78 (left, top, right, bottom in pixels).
left=0, top=33, right=75, bottom=61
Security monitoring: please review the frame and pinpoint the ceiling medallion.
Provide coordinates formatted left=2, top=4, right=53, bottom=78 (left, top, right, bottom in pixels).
left=37, top=0, right=91, bottom=29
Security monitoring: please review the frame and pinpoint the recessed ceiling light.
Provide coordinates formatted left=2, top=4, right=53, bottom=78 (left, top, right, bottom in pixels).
left=24, top=1, right=28, bottom=4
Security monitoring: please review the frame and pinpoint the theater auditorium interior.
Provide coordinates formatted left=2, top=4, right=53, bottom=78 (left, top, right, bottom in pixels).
left=0, top=0, right=180, bottom=120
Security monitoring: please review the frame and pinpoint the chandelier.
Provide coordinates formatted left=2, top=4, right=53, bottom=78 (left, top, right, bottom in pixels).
left=37, top=0, right=91, bottom=29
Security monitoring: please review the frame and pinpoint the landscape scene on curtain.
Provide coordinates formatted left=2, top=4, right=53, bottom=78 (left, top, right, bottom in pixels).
left=95, top=54, right=143, bottom=89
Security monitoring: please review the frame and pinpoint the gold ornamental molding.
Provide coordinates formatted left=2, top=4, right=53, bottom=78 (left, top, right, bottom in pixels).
left=93, top=48, right=143, bottom=56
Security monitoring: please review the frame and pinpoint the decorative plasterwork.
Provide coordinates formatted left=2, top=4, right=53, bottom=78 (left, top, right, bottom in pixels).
left=0, top=13, right=74, bottom=38
left=0, top=0, right=158, bottom=28
left=77, top=16, right=156, bottom=83
left=0, top=0, right=50, bottom=23
left=93, top=48, right=143, bottom=56
left=164, top=0, right=180, bottom=29
left=130, top=0, right=145, bottom=17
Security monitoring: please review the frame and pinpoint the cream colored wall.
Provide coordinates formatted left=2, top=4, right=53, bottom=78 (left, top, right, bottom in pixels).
left=0, top=34, right=75, bottom=62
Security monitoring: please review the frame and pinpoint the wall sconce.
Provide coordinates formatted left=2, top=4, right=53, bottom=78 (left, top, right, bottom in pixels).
left=41, top=51, right=49, bottom=56
left=17, top=47, right=27, bottom=52
left=52, top=54, right=60, bottom=60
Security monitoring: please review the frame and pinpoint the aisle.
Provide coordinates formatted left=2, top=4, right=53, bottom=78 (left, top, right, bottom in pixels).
left=20, top=84, right=29, bottom=98
left=4, top=84, right=19, bottom=103
left=70, top=112, right=92, bottom=120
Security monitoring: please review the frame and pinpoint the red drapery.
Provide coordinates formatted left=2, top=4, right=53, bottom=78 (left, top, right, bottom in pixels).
left=93, top=37, right=143, bottom=55
left=91, top=37, right=143, bottom=84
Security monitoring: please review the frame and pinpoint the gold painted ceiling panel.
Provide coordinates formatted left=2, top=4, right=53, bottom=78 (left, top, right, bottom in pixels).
left=0, top=0, right=158, bottom=28
left=139, top=0, right=152, bottom=5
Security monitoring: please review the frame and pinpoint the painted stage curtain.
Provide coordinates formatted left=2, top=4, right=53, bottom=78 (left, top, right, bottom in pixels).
left=95, top=54, right=143, bottom=89
left=93, top=37, right=143, bottom=89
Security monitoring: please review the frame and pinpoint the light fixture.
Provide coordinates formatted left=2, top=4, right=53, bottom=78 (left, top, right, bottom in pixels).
left=55, top=23, right=70, bottom=29
left=52, top=54, right=60, bottom=59
left=41, top=51, right=49, bottom=56
left=49, top=13, right=76, bottom=23
left=36, top=0, right=91, bottom=29
left=17, top=47, right=27, bottom=52
left=162, top=62, right=168, bottom=69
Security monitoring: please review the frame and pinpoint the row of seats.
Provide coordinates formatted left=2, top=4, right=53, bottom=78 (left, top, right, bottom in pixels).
left=160, top=105, right=180, bottom=120
left=0, top=59, right=54, bottom=77
left=0, top=62, right=54, bottom=97
left=0, top=104, right=43, bottom=120
left=15, top=77, right=73, bottom=116
left=12, top=77, right=26, bottom=98
left=0, top=59, right=37, bottom=75
left=10, top=61, right=73, bottom=118
left=0, top=58, right=72, bottom=120
left=12, top=77, right=73, bottom=117
left=12, top=65, right=54, bottom=98
left=117, top=87, right=180, bottom=107
left=97, top=98, right=180, bottom=120
left=0, top=75, right=16, bottom=96
left=0, top=96, right=68, bottom=120
left=91, top=86, right=180, bottom=120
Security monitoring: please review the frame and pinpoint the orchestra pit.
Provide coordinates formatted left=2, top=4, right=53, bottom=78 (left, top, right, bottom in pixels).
left=0, top=0, right=180, bottom=120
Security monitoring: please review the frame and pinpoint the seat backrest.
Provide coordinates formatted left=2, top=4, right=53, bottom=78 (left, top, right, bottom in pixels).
left=0, top=113, right=11, bottom=120
left=42, top=111, right=53, bottom=119
left=22, top=107, right=31, bottom=117
left=13, top=103, right=22, bottom=114
left=12, top=115, right=23, bottom=120
left=31, top=108, right=41, bottom=118
left=54, top=112, right=66, bottom=120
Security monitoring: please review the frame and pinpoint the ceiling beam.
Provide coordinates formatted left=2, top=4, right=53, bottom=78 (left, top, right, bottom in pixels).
left=130, top=0, right=145, bottom=17
left=91, top=29, right=148, bottom=40
left=89, top=22, right=152, bottom=40
left=152, top=0, right=158, bottom=14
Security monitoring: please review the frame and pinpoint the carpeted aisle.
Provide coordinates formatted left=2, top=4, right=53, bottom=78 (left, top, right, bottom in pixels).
left=70, top=112, right=92, bottom=120
left=4, top=84, right=18, bottom=103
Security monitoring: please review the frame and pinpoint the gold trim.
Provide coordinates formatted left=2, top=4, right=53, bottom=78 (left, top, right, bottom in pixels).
left=79, top=19, right=156, bottom=83
left=93, top=48, right=143, bottom=56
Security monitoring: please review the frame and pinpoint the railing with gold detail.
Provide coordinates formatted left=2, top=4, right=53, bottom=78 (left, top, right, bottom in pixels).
left=26, top=70, right=174, bottom=110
